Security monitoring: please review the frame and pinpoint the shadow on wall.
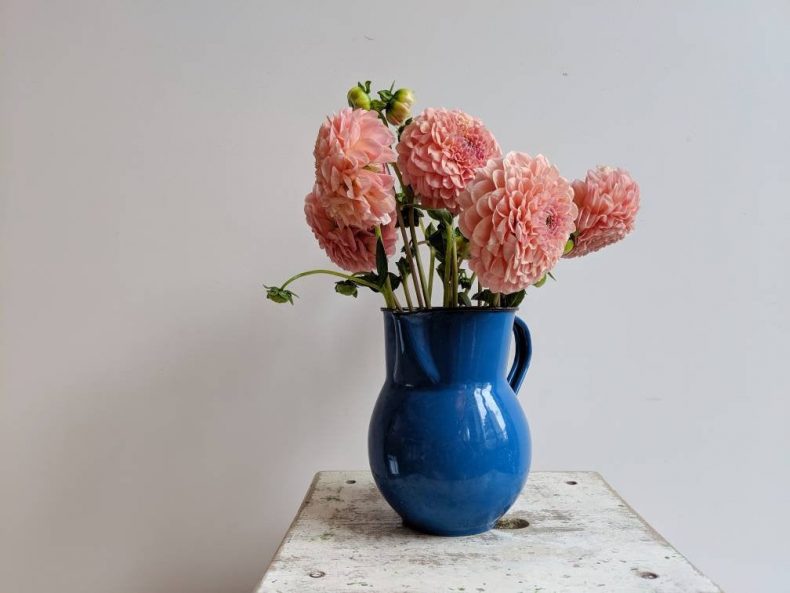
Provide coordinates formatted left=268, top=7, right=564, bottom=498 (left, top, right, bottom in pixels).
left=13, top=302, right=318, bottom=593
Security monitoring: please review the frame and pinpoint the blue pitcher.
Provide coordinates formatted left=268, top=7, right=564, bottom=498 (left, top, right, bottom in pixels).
left=368, top=308, right=532, bottom=536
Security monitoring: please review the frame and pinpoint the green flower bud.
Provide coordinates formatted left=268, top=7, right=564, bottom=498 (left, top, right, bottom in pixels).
left=264, top=285, right=297, bottom=304
left=392, top=88, right=415, bottom=108
left=334, top=280, right=358, bottom=298
left=347, top=86, right=371, bottom=110
left=386, top=100, right=411, bottom=126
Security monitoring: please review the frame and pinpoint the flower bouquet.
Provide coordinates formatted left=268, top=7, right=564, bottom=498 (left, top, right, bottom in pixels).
left=266, top=81, right=640, bottom=535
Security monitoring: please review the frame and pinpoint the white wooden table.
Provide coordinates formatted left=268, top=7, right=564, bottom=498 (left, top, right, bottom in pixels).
left=255, top=471, right=723, bottom=593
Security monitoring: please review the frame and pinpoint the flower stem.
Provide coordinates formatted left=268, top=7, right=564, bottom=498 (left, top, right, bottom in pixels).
left=401, top=277, right=414, bottom=309
left=443, top=224, right=453, bottom=307
left=281, top=269, right=379, bottom=291
left=392, top=162, right=430, bottom=308
left=389, top=285, right=403, bottom=310
left=421, top=220, right=435, bottom=303
left=492, top=293, right=501, bottom=307
left=408, top=203, right=430, bottom=307
left=375, top=226, right=401, bottom=311
left=395, top=206, right=422, bottom=309
left=451, top=231, right=458, bottom=307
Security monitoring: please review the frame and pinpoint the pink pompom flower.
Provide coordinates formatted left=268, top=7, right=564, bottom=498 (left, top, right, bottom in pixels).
left=304, top=187, right=397, bottom=273
left=458, top=152, right=577, bottom=293
left=314, top=108, right=397, bottom=229
left=564, top=166, right=640, bottom=258
left=397, top=108, right=501, bottom=214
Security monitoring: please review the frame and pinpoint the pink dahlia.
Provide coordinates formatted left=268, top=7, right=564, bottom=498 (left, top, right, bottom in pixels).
left=397, top=108, right=501, bottom=214
left=304, top=187, right=397, bottom=273
left=458, top=152, right=577, bottom=293
left=564, top=166, right=640, bottom=258
left=314, top=108, right=397, bottom=229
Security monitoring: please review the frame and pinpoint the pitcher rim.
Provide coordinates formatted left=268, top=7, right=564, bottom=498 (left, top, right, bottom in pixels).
left=381, top=307, right=518, bottom=315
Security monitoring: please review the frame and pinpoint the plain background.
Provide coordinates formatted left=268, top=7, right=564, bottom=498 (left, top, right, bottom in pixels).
left=2, top=1, right=788, bottom=592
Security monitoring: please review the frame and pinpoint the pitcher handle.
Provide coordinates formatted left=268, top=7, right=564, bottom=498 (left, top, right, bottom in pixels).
left=507, top=316, right=532, bottom=395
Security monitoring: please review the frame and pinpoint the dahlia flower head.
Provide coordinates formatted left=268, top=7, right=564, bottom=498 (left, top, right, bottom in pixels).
left=304, top=188, right=397, bottom=273
left=313, top=107, right=397, bottom=229
left=565, top=165, right=640, bottom=258
left=458, top=152, right=577, bottom=294
left=397, top=108, right=501, bottom=214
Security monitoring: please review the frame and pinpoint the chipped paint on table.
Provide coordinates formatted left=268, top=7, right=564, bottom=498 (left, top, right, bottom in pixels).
left=255, top=471, right=723, bottom=593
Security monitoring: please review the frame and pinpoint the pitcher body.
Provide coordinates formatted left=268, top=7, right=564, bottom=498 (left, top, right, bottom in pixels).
left=368, top=308, right=532, bottom=536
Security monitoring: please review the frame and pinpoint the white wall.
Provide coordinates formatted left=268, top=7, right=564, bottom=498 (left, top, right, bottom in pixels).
left=2, top=1, right=788, bottom=592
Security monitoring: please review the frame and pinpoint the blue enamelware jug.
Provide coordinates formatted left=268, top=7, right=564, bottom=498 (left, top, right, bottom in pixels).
left=368, top=308, right=532, bottom=536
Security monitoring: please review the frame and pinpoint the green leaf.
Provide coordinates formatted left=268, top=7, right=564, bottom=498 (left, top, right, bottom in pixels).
left=458, top=270, right=473, bottom=290
left=356, top=272, right=381, bottom=293
left=563, top=238, right=575, bottom=255
left=388, top=272, right=401, bottom=290
left=458, top=292, right=472, bottom=307
left=396, top=257, right=411, bottom=278
left=455, top=232, right=470, bottom=260
left=472, top=289, right=496, bottom=306
left=502, top=290, right=526, bottom=307
left=427, top=224, right=447, bottom=260
left=400, top=204, right=423, bottom=224
left=547, top=271, right=556, bottom=281
left=375, top=236, right=389, bottom=283
left=533, top=275, right=547, bottom=288
left=264, top=285, right=297, bottom=305
left=427, top=208, right=453, bottom=225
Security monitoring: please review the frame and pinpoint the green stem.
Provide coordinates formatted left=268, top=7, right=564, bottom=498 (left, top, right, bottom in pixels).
left=375, top=226, right=401, bottom=311
left=401, top=276, right=414, bottom=309
left=451, top=232, right=458, bottom=307
left=395, top=206, right=422, bottom=309
left=408, top=204, right=430, bottom=307
left=492, top=293, right=501, bottom=307
left=420, top=220, right=435, bottom=303
left=390, top=288, right=403, bottom=310
left=443, top=224, right=453, bottom=307
left=281, top=269, right=379, bottom=291
left=392, top=162, right=430, bottom=308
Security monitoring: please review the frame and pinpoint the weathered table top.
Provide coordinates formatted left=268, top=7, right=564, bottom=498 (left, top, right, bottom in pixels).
left=256, top=471, right=723, bottom=593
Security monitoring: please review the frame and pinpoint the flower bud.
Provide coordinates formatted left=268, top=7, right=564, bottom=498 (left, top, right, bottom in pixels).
left=392, top=88, right=415, bottom=109
left=347, top=86, right=371, bottom=110
left=386, top=100, right=411, bottom=126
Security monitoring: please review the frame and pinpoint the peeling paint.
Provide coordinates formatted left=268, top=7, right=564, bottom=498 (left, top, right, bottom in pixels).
left=256, top=471, right=723, bottom=593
